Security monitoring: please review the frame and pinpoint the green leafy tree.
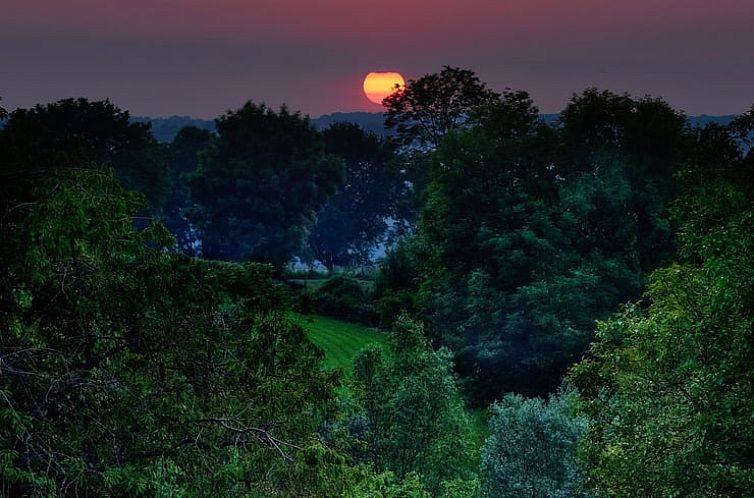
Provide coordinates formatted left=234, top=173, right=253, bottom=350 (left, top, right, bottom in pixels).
left=351, top=316, right=477, bottom=494
left=384, top=66, right=501, bottom=148
left=480, top=391, right=589, bottom=498
left=413, top=90, right=567, bottom=398
left=0, top=165, right=351, bottom=496
left=571, top=178, right=754, bottom=496
left=187, top=102, right=343, bottom=265
left=384, top=88, right=691, bottom=401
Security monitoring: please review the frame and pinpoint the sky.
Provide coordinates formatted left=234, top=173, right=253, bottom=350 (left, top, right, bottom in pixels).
left=1, top=0, right=753, bottom=118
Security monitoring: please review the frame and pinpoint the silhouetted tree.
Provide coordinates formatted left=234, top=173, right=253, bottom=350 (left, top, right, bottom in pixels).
left=307, top=123, right=399, bottom=270
left=0, top=98, right=170, bottom=212
left=186, top=102, right=343, bottom=266
left=384, top=66, right=501, bottom=148
left=164, top=126, right=214, bottom=252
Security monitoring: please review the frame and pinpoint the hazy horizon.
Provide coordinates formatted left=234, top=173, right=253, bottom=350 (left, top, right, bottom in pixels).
left=2, top=0, right=753, bottom=119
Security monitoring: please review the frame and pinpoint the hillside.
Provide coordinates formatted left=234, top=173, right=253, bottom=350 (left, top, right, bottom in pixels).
left=292, top=314, right=387, bottom=372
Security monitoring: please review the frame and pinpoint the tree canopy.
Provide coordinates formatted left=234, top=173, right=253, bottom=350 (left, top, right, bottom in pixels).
left=570, top=118, right=754, bottom=498
left=384, top=66, right=501, bottom=148
left=378, top=87, right=692, bottom=401
left=0, top=98, right=170, bottom=212
left=307, top=123, right=400, bottom=270
left=0, top=164, right=354, bottom=496
left=187, top=102, right=344, bottom=265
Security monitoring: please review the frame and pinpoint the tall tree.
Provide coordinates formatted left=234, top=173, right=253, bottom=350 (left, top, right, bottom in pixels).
left=383, top=89, right=692, bottom=401
left=383, top=66, right=501, bottom=149
left=0, top=98, right=170, bottom=212
left=352, top=316, right=477, bottom=495
left=307, top=123, right=399, bottom=270
left=187, top=102, right=344, bottom=265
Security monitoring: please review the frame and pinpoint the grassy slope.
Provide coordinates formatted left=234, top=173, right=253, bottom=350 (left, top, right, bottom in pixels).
left=295, top=313, right=490, bottom=455
left=292, top=314, right=387, bottom=373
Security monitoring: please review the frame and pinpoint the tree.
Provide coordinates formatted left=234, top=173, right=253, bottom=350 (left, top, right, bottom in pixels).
left=0, top=166, right=351, bottom=497
left=384, top=66, right=501, bottom=148
left=570, top=178, right=754, bottom=496
left=351, top=316, right=477, bottom=495
left=307, top=123, right=399, bottom=270
left=480, top=390, right=590, bottom=498
left=163, top=125, right=214, bottom=252
left=0, top=98, right=170, bottom=212
left=187, top=102, right=344, bottom=266
left=411, top=90, right=570, bottom=398
left=382, top=88, right=691, bottom=401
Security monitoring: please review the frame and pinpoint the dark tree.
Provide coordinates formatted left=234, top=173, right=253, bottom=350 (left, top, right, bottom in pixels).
left=307, top=123, right=399, bottom=270
left=0, top=98, right=170, bottom=212
left=187, top=102, right=344, bottom=266
left=383, top=89, right=693, bottom=401
left=164, top=126, right=214, bottom=252
left=383, top=66, right=501, bottom=148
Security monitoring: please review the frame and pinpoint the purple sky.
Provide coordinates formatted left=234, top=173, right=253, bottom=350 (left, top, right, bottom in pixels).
left=2, top=0, right=753, bottom=118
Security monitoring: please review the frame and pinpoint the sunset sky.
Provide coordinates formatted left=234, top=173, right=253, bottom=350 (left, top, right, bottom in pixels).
left=1, top=0, right=753, bottom=118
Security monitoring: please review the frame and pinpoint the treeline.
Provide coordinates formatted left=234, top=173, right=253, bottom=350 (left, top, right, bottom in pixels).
left=0, top=96, right=471, bottom=495
left=2, top=71, right=754, bottom=497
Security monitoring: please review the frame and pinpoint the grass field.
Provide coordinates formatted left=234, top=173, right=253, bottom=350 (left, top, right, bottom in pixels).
left=292, top=314, right=388, bottom=373
left=288, top=278, right=375, bottom=293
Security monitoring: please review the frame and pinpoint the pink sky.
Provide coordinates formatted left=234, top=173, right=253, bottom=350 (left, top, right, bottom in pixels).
left=1, top=0, right=753, bottom=118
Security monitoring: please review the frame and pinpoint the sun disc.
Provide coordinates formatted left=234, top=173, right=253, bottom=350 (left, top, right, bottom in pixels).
left=363, top=71, right=405, bottom=105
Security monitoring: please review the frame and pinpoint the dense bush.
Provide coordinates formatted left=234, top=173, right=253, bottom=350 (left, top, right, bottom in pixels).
left=312, top=276, right=378, bottom=325
left=480, top=390, right=589, bottom=498
left=351, top=316, right=478, bottom=495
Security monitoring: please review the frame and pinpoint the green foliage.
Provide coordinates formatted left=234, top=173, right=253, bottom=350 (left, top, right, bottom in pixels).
left=351, top=316, right=478, bottom=494
left=0, top=167, right=351, bottom=496
left=570, top=179, right=754, bottom=497
left=311, top=275, right=377, bottom=325
left=480, top=391, right=589, bottom=498
left=439, top=478, right=481, bottom=498
left=348, top=471, right=431, bottom=498
left=186, top=102, right=344, bottom=265
left=373, top=236, right=425, bottom=327
left=386, top=88, right=689, bottom=400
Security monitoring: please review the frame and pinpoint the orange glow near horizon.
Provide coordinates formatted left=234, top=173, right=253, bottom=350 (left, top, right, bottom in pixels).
left=363, top=72, right=405, bottom=105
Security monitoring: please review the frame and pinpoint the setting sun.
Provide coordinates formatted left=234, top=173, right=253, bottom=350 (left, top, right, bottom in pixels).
left=363, top=71, right=405, bottom=105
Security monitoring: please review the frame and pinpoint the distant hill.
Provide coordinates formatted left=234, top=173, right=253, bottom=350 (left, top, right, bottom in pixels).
left=130, top=112, right=392, bottom=142
left=131, top=115, right=215, bottom=143
left=132, top=112, right=741, bottom=143
left=687, top=115, right=738, bottom=127
left=311, top=112, right=394, bottom=137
